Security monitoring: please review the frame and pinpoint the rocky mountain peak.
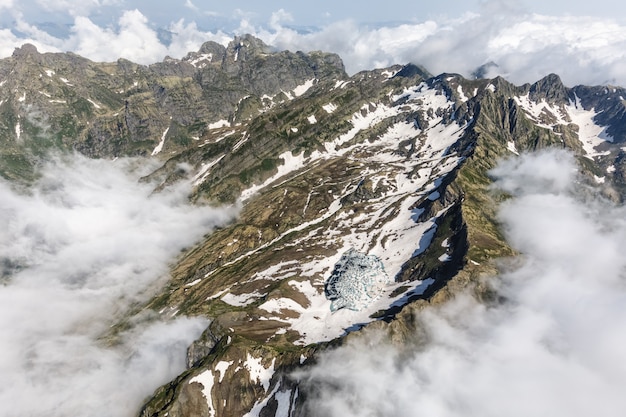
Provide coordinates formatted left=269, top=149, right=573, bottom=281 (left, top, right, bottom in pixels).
left=196, top=40, right=226, bottom=57
left=471, top=60, right=499, bottom=79
left=10, top=43, right=45, bottom=68
left=490, top=75, right=516, bottom=92
left=529, top=73, right=570, bottom=103
left=228, top=34, right=272, bottom=57
left=12, top=43, right=39, bottom=58
left=393, top=63, right=432, bottom=79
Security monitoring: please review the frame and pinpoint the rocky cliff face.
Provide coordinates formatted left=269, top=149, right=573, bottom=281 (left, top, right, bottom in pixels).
left=0, top=35, right=345, bottom=181
left=1, top=36, right=624, bottom=417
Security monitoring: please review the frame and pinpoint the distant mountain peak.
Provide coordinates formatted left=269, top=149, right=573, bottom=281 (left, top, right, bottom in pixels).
left=12, top=43, right=40, bottom=58
left=529, top=72, right=569, bottom=102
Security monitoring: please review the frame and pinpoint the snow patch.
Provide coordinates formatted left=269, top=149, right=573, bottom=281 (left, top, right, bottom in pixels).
left=307, top=115, right=317, bottom=124
left=232, top=135, right=248, bottom=152
left=333, top=80, right=351, bottom=89
left=215, top=361, right=233, bottom=383
left=240, top=150, right=313, bottom=201
left=259, top=297, right=305, bottom=314
left=193, top=156, right=225, bottom=186
left=380, top=69, right=399, bottom=78
left=322, top=103, right=338, bottom=113
left=244, top=354, right=275, bottom=392
left=515, top=93, right=613, bottom=159
left=456, top=85, right=468, bottom=102
left=293, top=78, right=315, bottom=97
left=151, top=126, right=170, bottom=156
left=86, top=98, right=101, bottom=109
left=438, top=253, right=452, bottom=262
left=208, top=119, right=230, bottom=129
left=201, top=130, right=235, bottom=147
left=221, top=291, right=262, bottom=307
left=243, top=383, right=281, bottom=417
left=274, top=387, right=292, bottom=417
left=190, top=370, right=216, bottom=417
left=566, top=95, right=613, bottom=159
left=188, top=53, right=213, bottom=68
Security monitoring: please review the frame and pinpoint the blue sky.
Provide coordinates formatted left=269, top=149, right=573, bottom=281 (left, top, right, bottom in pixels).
left=1, top=0, right=625, bottom=85
left=1, top=1, right=620, bottom=28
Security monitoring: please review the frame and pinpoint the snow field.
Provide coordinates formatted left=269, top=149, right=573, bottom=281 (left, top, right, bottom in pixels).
left=202, top=81, right=470, bottom=345
left=514, top=93, right=613, bottom=159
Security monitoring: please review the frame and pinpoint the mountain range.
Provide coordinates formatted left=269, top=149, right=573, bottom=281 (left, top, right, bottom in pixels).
left=1, top=35, right=624, bottom=417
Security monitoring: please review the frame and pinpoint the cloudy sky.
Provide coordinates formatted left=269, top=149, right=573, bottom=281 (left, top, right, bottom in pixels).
left=1, top=0, right=625, bottom=86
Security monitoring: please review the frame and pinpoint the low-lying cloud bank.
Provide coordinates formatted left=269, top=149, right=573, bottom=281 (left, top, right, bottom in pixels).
left=0, top=154, right=234, bottom=417
left=2, top=7, right=626, bottom=86
left=298, top=150, right=626, bottom=417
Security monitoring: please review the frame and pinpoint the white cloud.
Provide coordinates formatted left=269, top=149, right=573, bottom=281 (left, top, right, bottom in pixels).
left=13, top=12, right=65, bottom=48
left=0, top=10, right=231, bottom=65
left=269, top=8, right=293, bottom=31
left=249, top=19, right=438, bottom=75
left=0, top=153, right=235, bottom=416
left=285, top=13, right=626, bottom=85
left=35, top=0, right=114, bottom=16
left=483, top=15, right=626, bottom=84
left=66, top=10, right=168, bottom=63
left=184, top=0, right=198, bottom=12
left=182, top=0, right=220, bottom=18
left=0, top=28, right=40, bottom=57
left=167, top=19, right=232, bottom=57
left=235, top=9, right=626, bottom=86
left=297, top=150, right=626, bottom=417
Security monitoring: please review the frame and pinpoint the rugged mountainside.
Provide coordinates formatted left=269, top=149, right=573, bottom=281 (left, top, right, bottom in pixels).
left=0, top=35, right=344, bottom=181
left=1, top=36, right=625, bottom=417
